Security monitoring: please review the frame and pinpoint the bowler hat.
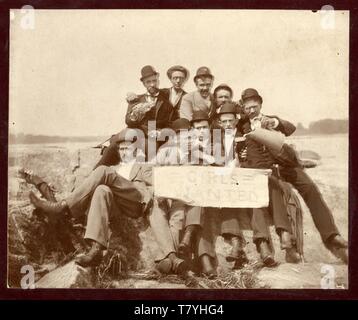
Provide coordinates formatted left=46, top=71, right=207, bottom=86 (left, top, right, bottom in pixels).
left=214, top=84, right=233, bottom=97
left=140, top=65, right=159, bottom=81
left=193, top=66, right=214, bottom=82
left=241, top=88, right=263, bottom=103
left=218, top=102, right=237, bottom=115
left=171, top=118, right=191, bottom=132
left=191, top=110, right=210, bottom=123
left=167, top=65, right=189, bottom=80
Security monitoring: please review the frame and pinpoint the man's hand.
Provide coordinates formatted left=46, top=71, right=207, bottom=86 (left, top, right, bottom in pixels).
left=261, top=116, right=279, bottom=130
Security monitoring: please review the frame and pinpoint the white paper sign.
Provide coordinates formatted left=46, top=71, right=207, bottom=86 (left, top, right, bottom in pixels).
left=153, top=166, right=271, bottom=208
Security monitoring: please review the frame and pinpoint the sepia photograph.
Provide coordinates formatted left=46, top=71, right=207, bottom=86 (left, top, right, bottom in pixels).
left=7, top=8, right=349, bottom=290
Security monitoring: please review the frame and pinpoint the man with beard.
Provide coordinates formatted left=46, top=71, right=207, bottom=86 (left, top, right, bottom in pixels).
left=161, top=65, right=189, bottom=121
left=179, top=67, right=216, bottom=121
left=240, top=88, right=348, bottom=263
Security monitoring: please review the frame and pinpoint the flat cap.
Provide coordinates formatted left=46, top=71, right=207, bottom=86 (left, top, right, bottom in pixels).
left=167, top=65, right=189, bottom=80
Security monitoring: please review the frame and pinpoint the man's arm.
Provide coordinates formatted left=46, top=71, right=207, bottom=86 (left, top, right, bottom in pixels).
left=263, top=115, right=296, bottom=136
left=179, top=93, right=193, bottom=120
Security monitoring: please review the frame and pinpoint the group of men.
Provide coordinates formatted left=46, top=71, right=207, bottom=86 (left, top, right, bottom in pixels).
left=28, top=65, right=348, bottom=279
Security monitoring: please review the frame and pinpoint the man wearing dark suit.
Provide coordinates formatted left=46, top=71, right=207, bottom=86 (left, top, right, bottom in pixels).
left=218, top=102, right=301, bottom=266
left=179, top=67, right=216, bottom=121
left=125, top=65, right=173, bottom=135
left=239, top=88, right=348, bottom=263
left=161, top=65, right=189, bottom=121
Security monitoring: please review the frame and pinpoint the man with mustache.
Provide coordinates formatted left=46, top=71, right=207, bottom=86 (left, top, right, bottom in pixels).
left=239, top=88, right=348, bottom=263
left=125, top=65, right=173, bottom=135
left=179, top=66, right=216, bottom=121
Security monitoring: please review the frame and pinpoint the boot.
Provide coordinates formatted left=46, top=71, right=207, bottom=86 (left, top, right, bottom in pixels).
left=285, top=247, right=302, bottom=263
left=325, top=235, right=348, bottom=264
left=226, top=236, right=247, bottom=262
left=29, top=191, right=68, bottom=215
left=155, top=258, right=172, bottom=274
left=200, top=254, right=217, bottom=279
left=75, top=240, right=104, bottom=267
left=178, top=225, right=198, bottom=259
left=257, top=239, right=277, bottom=267
left=168, top=253, right=188, bottom=275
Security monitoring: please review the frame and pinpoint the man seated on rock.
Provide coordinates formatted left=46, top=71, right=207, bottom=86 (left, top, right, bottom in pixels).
left=239, top=88, right=348, bottom=263
left=29, top=128, right=154, bottom=268
left=216, top=102, right=302, bottom=266
left=152, top=117, right=218, bottom=278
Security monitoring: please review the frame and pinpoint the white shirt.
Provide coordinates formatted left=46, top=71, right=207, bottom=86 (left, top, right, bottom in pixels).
left=224, top=128, right=237, bottom=158
left=169, top=88, right=183, bottom=106
left=145, top=91, right=159, bottom=104
left=112, top=160, right=136, bottom=181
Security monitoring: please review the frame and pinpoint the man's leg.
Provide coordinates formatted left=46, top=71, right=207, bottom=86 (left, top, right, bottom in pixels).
left=196, top=207, right=218, bottom=279
left=268, top=176, right=301, bottom=263
left=280, top=167, right=341, bottom=243
left=168, top=200, right=185, bottom=250
left=75, top=185, right=113, bottom=267
left=220, top=208, right=248, bottom=268
left=148, top=198, right=187, bottom=275
left=178, top=206, right=203, bottom=258
left=251, top=208, right=276, bottom=267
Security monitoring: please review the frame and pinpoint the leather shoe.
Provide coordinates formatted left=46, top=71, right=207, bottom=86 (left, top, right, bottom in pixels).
left=75, top=241, right=104, bottom=267
left=258, top=240, right=277, bottom=267
left=169, top=254, right=188, bottom=275
left=326, top=235, right=348, bottom=250
left=285, top=247, right=301, bottom=263
left=325, top=235, right=348, bottom=264
left=232, top=251, right=249, bottom=270
left=155, top=258, right=172, bottom=274
left=226, top=236, right=246, bottom=262
left=200, top=254, right=217, bottom=279
left=29, top=191, right=68, bottom=215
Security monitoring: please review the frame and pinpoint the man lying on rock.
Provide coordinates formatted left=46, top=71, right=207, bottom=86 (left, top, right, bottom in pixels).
left=29, top=128, right=156, bottom=268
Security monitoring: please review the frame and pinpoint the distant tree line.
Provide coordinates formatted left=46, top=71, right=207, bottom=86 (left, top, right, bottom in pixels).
left=9, top=118, right=348, bottom=144
left=294, top=119, right=348, bottom=135
left=9, top=133, right=108, bottom=144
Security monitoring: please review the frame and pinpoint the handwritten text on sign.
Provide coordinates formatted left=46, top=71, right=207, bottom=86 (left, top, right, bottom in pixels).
left=153, top=166, right=271, bottom=208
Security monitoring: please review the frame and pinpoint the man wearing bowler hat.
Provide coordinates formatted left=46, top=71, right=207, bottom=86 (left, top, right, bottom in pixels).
left=179, top=66, right=216, bottom=121
left=161, top=65, right=189, bottom=121
left=240, top=88, right=348, bottom=263
left=217, top=102, right=302, bottom=266
left=125, top=65, right=173, bottom=135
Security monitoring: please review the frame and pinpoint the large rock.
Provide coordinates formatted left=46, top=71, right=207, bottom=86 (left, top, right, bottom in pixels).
left=35, top=261, right=94, bottom=288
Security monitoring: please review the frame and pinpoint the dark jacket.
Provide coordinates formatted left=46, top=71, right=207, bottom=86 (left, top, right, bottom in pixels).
left=160, top=87, right=186, bottom=122
left=237, top=115, right=298, bottom=169
left=125, top=91, right=173, bottom=134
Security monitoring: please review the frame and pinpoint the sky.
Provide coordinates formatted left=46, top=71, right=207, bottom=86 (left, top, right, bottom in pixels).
left=9, top=9, right=349, bottom=136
